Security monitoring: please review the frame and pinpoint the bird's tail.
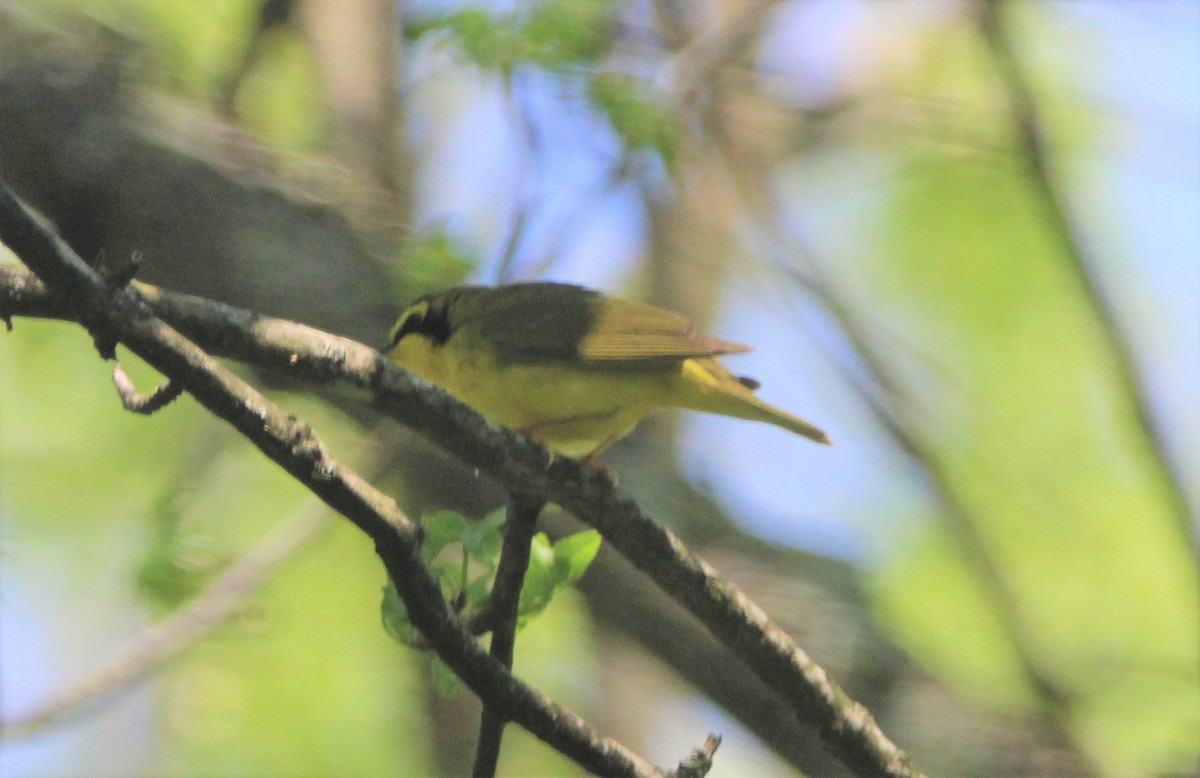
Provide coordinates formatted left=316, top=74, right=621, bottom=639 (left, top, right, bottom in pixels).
left=679, top=359, right=831, bottom=445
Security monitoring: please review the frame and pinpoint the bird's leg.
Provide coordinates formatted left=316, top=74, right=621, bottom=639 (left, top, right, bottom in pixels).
left=578, top=434, right=617, bottom=466
left=578, top=433, right=622, bottom=480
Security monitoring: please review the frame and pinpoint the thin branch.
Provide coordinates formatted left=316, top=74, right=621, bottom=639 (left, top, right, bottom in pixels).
left=670, top=734, right=722, bottom=778
left=976, top=0, right=1198, bottom=560
left=0, top=183, right=662, bottom=778
left=111, top=362, right=184, bottom=414
left=1, top=216, right=921, bottom=776
left=473, top=492, right=544, bottom=778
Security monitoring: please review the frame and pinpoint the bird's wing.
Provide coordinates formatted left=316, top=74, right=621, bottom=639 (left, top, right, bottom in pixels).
left=575, top=296, right=751, bottom=363
left=475, top=283, right=750, bottom=365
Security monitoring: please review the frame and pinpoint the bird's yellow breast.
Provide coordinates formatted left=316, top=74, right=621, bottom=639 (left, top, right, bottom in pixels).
left=390, top=330, right=680, bottom=456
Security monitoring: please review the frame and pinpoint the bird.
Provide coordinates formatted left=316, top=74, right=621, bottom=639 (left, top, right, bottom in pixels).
left=386, top=282, right=829, bottom=462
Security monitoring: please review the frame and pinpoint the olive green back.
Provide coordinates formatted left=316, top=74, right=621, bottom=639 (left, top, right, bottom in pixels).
left=427, top=282, right=749, bottom=366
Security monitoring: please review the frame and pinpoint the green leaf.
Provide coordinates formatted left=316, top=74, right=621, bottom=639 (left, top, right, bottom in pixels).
left=588, top=73, right=678, bottom=167
left=462, top=507, right=506, bottom=569
left=461, top=572, right=494, bottom=617
left=380, top=582, right=416, bottom=646
left=550, top=530, right=601, bottom=591
left=421, top=510, right=468, bottom=560
left=412, top=10, right=525, bottom=71
left=522, top=0, right=616, bottom=69
left=517, top=533, right=558, bottom=624
left=429, top=558, right=465, bottom=600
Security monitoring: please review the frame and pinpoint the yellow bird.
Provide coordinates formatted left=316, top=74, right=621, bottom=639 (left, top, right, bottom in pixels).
left=386, top=282, right=829, bottom=461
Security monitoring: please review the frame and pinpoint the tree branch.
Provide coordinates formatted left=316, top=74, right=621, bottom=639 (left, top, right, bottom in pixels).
left=473, top=492, right=544, bottom=778
left=0, top=183, right=661, bottom=778
left=111, top=362, right=184, bottom=413
left=1, top=187, right=920, bottom=776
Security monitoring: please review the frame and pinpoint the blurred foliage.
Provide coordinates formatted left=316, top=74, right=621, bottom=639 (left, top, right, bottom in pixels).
left=846, top=20, right=1199, bottom=771
left=230, top=28, right=328, bottom=149
left=392, top=231, right=478, bottom=303
left=0, top=318, right=430, bottom=774
left=2, top=0, right=1197, bottom=776
left=408, top=0, right=678, bottom=167
left=589, top=73, right=679, bottom=170
left=134, top=483, right=228, bottom=612
left=30, top=0, right=259, bottom=95
left=406, top=0, right=617, bottom=73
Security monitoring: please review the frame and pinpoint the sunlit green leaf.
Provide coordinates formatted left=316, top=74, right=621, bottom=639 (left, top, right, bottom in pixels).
left=550, top=530, right=601, bottom=591
left=462, top=507, right=506, bottom=569
left=518, top=533, right=557, bottom=623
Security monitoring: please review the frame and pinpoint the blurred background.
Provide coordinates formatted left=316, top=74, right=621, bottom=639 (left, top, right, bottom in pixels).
left=1, top=0, right=1196, bottom=775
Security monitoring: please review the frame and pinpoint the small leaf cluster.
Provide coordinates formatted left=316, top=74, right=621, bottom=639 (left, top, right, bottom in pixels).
left=588, top=72, right=679, bottom=169
left=393, top=231, right=477, bottom=302
left=516, top=529, right=601, bottom=625
left=406, top=0, right=680, bottom=173
left=407, top=0, right=618, bottom=73
left=381, top=507, right=601, bottom=694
